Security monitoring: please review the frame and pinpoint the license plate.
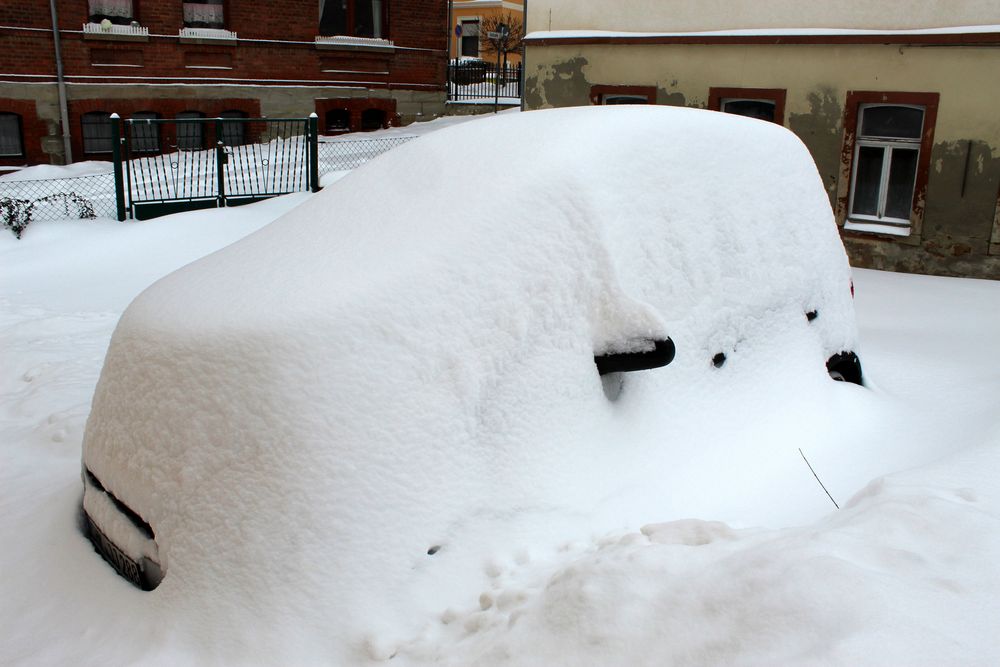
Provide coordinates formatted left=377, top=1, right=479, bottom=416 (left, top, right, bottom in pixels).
left=86, top=514, right=144, bottom=589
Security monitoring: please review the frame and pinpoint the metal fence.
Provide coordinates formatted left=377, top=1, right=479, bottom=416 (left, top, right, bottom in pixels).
left=0, top=173, right=116, bottom=237
left=120, top=116, right=317, bottom=220
left=317, top=136, right=415, bottom=173
left=448, top=59, right=522, bottom=102
left=0, top=132, right=417, bottom=236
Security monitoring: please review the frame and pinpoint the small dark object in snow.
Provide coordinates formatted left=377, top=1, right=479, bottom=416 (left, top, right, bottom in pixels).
left=806, top=310, right=818, bottom=322
left=427, top=545, right=440, bottom=555
left=712, top=352, right=727, bottom=368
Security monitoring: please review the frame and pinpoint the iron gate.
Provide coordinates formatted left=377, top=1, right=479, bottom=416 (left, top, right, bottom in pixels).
left=111, top=115, right=319, bottom=221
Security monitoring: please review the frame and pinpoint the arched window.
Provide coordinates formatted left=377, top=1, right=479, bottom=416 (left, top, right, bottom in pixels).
left=219, top=110, right=248, bottom=146
left=0, top=112, right=24, bottom=157
left=360, top=108, right=385, bottom=132
left=130, top=111, right=160, bottom=153
left=81, top=111, right=114, bottom=154
left=325, top=109, right=350, bottom=134
left=319, top=0, right=385, bottom=38
left=175, top=111, right=205, bottom=151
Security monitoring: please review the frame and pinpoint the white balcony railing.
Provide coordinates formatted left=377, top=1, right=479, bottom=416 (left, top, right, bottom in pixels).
left=179, top=27, right=237, bottom=41
left=83, top=21, right=149, bottom=37
left=314, top=35, right=394, bottom=49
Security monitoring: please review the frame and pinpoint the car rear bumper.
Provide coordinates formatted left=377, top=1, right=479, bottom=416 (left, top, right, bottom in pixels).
left=82, top=466, right=163, bottom=590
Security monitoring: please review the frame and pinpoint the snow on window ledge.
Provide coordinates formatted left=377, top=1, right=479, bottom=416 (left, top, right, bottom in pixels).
left=843, top=219, right=911, bottom=237
left=179, top=27, right=238, bottom=43
left=314, top=35, right=395, bottom=52
left=82, top=21, right=148, bottom=41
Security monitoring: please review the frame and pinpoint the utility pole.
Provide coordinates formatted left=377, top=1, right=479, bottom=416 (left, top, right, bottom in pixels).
left=49, top=0, right=73, bottom=163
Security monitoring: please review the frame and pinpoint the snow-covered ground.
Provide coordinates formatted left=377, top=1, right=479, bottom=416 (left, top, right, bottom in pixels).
left=2, top=111, right=1000, bottom=665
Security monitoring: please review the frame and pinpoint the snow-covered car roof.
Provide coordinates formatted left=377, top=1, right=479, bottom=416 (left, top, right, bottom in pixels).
left=82, top=105, right=859, bottom=662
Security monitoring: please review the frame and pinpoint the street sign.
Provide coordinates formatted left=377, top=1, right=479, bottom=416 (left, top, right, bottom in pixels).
left=487, top=31, right=500, bottom=39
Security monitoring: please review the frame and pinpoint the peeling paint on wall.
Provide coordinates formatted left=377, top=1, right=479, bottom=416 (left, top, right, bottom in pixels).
left=524, top=57, right=592, bottom=109
left=787, top=87, right=842, bottom=201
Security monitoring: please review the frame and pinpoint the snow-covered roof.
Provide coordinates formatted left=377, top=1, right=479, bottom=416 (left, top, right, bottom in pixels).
left=525, top=24, right=1000, bottom=43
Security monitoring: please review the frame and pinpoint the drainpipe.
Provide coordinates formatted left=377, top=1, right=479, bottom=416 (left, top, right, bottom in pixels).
left=49, top=0, right=73, bottom=163
left=520, top=0, right=527, bottom=111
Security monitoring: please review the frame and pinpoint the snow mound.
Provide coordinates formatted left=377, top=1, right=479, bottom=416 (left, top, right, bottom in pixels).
left=82, top=105, right=859, bottom=663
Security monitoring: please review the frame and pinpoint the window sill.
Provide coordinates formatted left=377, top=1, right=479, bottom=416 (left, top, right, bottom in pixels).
left=82, top=22, right=149, bottom=42
left=179, top=27, right=238, bottom=45
left=314, top=35, right=395, bottom=53
left=843, top=219, right=911, bottom=237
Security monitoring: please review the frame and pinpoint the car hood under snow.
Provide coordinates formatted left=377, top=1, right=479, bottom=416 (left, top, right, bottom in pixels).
left=82, top=106, right=860, bottom=662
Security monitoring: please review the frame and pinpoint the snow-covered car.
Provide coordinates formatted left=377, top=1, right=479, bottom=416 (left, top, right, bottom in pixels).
left=81, top=106, right=862, bottom=659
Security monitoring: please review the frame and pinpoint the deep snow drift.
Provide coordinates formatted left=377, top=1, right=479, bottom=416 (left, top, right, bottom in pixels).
left=2, top=108, right=999, bottom=666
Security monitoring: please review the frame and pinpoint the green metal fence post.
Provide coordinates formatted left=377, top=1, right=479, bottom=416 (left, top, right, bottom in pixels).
left=110, top=113, right=126, bottom=221
left=215, top=118, right=226, bottom=208
left=308, top=113, right=320, bottom=192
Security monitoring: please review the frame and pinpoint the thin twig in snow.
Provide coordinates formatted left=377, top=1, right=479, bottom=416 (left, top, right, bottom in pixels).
left=799, top=448, right=840, bottom=509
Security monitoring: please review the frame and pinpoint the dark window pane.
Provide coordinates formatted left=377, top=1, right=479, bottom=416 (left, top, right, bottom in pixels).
left=361, top=109, right=384, bottom=131
left=461, top=20, right=479, bottom=56
left=355, top=0, right=382, bottom=38
left=851, top=145, right=885, bottom=217
left=0, top=113, right=23, bottom=156
left=319, top=0, right=346, bottom=36
left=884, top=147, right=919, bottom=220
left=219, top=111, right=246, bottom=146
left=82, top=112, right=113, bottom=154
left=722, top=99, right=775, bottom=122
left=860, top=105, right=923, bottom=139
left=130, top=112, right=159, bottom=153
left=176, top=112, right=204, bottom=151
left=603, top=95, right=647, bottom=105
left=326, top=109, right=350, bottom=133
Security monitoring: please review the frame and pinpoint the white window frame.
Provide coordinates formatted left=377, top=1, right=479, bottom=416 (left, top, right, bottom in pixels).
left=460, top=18, right=480, bottom=58
left=846, top=103, right=924, bottom=234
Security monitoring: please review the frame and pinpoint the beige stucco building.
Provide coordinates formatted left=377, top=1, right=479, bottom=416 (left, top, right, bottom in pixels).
left=522, top=1, right=1000, bottom=279
left=449, top=0, right=523, bottom=62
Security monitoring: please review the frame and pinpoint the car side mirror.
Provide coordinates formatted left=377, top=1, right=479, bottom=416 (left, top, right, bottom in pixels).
left=594, top=338, right=675, bottom=375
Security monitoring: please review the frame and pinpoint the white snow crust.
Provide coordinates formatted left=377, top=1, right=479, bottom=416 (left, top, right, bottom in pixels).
left=80, top=106, right=858, bottom=662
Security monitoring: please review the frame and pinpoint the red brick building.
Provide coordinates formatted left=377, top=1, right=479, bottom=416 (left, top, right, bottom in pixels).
left=0, top=1, right=448, bottom=166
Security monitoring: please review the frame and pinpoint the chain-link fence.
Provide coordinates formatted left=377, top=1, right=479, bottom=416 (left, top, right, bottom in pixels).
left=318, top=136, right=415, bottom=173
left=1, top=134, right=416, bottom=237
left=0, top=173, right=116, bottom=238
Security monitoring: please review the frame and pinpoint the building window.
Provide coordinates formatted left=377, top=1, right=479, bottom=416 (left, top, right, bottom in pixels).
left=589, top=85, right=656, bottom=106
left=81, top=111, right=114, bottom=154
left=320, top=0, right=386, bottom=38
left=130, top=111, right=160, bottom=153
left=183, top=1, right=225, bottom=29
left=176, top=111, right=205, bottom=151
left=88, top=0, right=135, bottom=25
left=325, top=109, right=350, bottom=134
left=708, top=87, right=786, bottom=124
left=219, top=110, right=247, bottom=146
left=360, top=108, right=385, bottom=131
left=0, top=113, right=24, bottom=157
left=603, top=95, right=648, bottom=105
left=840, top=92, right=939, bottom=236
left=460, top=19, right=479, bottom=57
